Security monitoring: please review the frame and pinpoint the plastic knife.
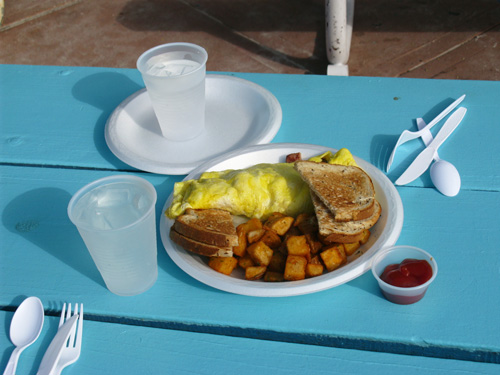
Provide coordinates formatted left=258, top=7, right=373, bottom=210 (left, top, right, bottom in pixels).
left=36, top=314, right=78, bottom=375
left=395, top=106, right=467, bottom=186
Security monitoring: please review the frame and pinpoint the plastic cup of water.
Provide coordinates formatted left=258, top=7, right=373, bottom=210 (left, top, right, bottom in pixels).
left=68, top=175, right=158, bottom=296
left=137, top=42, right=208, bottom=141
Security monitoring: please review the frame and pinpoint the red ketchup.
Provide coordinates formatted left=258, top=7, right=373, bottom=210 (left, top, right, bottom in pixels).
left=380, top=258, right=433, bottom=304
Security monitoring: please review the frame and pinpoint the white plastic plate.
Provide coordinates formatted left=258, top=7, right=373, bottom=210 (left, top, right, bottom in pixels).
left=160, top=143, right=404, bottom=297
left=105, top=75, right=282, bottom=175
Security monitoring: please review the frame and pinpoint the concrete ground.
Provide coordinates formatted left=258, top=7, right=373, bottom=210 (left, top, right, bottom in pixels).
left=1, top=0, right=499, bottom=80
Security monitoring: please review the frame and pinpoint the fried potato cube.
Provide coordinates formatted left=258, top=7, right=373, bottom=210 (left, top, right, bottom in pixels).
left=264, top=216, right=294, bottom=236
left=293, top=213, right=310, bottom=228
left=343, top=241, right=361, bottom=256
left=244, top=218, right=264, bottom=231
left=232, top=225, right=248, bottom=257
left=265, top=212, right=285, bottom=223
left=284, top=255, right=307, bottom=281
left=238, top=254, right=255, bottom=269
left=306, top=255, right=324, bottom=277
left=294, top=213, right=318, bottom=235
left=260, top=229, right=282, bottom=249
left=208, top=256, right=238, bottom=276
left=247, top=241, right=274, bottom=266
left=247, top=228, right=265, bottom=244
left=320, top=244, right=347, bottom=272
left=306, top=263, right=324, bottom=278
left=309, top=255, right=322, bottom=265
left=233, top=219, right=264, bottom=257
left=268, top=251, right=287, bottom=273
left=359, top=229, right=371, bottom=245
left=305, top=234, right=323, bottom=255
left=245, top=266, right=267, bottom=280
left=286, top=235, right=310, bottom=257
left=264, top=271, right=285, bottom=282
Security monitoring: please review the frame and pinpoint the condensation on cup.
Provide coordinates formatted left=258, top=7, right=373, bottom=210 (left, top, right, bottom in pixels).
left=137, top=43, right=208, bottom=142
left=68, top=175, right=158, bottom=296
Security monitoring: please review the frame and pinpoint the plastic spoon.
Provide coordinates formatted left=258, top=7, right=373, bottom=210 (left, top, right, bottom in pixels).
left=3, top=297, right=44, bottom=375
left=417, top=118, right=461, bottom=196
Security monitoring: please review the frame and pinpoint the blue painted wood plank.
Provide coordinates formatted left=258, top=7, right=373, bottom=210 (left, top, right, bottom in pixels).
left=1, top=165, right=499, bottom=362
left=1, top=65, right=499, bottom=191
left=1, top=311, right=498, bottom=375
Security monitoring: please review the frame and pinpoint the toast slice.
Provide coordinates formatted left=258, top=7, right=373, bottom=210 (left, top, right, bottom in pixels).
left=173, top=208, right=238, bottom=247
left=311, top=192, right=381, bottom=243
left=294, top=161, right=375, bottom=222
left=169, top=228, right=234, bottom=257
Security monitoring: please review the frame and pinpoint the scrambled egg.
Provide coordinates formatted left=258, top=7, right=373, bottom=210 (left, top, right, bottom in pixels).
left=167, top=163, right=312, bottom=219
left=166, top=148, right=357, bottom=220
left=308, top=148, right=358, bottom=166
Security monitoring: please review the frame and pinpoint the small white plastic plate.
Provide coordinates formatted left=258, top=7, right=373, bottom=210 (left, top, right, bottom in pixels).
left=160, top=143, right=404, bottom=297
left=105, top=75, right=282, bottom=175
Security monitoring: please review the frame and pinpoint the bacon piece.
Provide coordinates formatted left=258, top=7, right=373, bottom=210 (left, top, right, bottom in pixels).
left=286, top=152, right=302, bottom=163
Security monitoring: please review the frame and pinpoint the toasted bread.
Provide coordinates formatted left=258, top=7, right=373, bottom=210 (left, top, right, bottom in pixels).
left=311, top=192, right=381, bottom=243
left=173, top=208, right=238, bottom=247
left=169, top=228, right=234, bottom=257
left=294, top=161, right=375, bottom=222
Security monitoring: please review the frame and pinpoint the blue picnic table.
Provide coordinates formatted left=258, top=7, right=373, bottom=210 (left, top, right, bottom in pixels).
left=1, top=64, right=499, bottom=374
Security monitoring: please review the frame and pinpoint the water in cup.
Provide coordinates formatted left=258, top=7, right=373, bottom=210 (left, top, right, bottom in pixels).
left=68, top=176, right=158, bottom=296
left=137, top=43, right=208, bottom=141
left=145, top=56, right=201, bottom=77
left=72, top=182, right=151, bottom=230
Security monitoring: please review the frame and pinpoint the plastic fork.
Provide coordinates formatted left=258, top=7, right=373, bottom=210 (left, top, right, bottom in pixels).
left=386, top=94, right=465, bottom=172
left=51, top=303, right=83, bottom=375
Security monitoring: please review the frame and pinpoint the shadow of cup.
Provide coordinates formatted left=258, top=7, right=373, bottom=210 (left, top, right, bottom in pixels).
left=2, top=187, right=104, bottom=287
left=71, top=72, right=143, bottom=169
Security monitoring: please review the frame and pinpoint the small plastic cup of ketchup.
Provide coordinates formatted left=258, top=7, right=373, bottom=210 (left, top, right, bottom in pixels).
left=371, top=246, right=438, bottom=305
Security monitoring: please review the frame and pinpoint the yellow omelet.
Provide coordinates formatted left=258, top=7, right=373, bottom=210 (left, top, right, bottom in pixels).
left=308, top=148, right=358, bottom=166
left=166, top=163, right=313, bottom=220
left=165, top=149, right=357, bottom=220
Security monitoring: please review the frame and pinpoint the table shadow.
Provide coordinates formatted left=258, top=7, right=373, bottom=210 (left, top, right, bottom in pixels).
left=370, top=96, right=459, bottom=185
left=347, top=272, right=386, bottom=301
left=71, top=71, right=143, bottom=170
left=370, top=132, right=432, bottom=185
left=2, top=188, right=105, bottom=289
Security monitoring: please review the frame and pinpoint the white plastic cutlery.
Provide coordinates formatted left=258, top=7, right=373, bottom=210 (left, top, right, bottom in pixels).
left=36, top=313, right=78, bottom=375
left=417, top=118, right=461, bottom=196
left=386, top=94, right=465, bottom=172
left=3, top=297, right=44, bottom=375
left=396, top=106, right=467, bottom=186
left=51, top=303, right=83, bottom=375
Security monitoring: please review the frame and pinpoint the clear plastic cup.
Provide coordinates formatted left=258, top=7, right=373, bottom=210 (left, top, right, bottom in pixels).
left=137, top=42, right=208, bottom=141
left=371, top=246, right=438, bottom=305
left=68, top=175, right=158, bottom=296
